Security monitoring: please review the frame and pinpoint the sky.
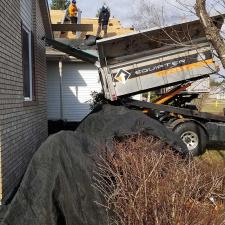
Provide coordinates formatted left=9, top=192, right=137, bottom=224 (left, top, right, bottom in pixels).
left=48, top=0, right=225, bottom=27
left=48, top=0, right=134, bottom=26
left=78, top=0, right=134, bottom=26
left=48, top=0, right=196, bottom=27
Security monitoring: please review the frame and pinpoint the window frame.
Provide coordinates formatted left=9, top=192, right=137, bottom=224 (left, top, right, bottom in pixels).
left=22, top=23, right=33, bottom=101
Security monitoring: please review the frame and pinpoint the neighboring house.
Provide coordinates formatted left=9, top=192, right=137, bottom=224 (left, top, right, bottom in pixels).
left=47, top=50, right=101, bottom=122
left=0, top=0, right=52, bottom=203
left=47, top=11, right=134, bottom=122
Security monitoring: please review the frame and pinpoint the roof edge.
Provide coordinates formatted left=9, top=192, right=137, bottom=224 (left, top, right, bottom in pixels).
left=45, top=37, right=98, bottom=64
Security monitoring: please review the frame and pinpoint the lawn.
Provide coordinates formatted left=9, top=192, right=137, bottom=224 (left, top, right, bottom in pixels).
left=201, top=99, right=225, bottom=115
left=197, top=98, right=225, bottom=161
left=202, top=149, right=225, bottom=164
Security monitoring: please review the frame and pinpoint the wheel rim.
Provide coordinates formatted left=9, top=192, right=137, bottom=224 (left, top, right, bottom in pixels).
left=181, top=131, right=199, bottom=151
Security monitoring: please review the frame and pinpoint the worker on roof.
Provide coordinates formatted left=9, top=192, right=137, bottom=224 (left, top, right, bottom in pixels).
left=97, top=4, right=110, bottom=38
left=68, top=0, right=78, bottom=24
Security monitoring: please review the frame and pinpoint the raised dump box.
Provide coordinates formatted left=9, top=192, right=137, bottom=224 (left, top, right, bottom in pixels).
left=97, top=16, right=223, bottom=101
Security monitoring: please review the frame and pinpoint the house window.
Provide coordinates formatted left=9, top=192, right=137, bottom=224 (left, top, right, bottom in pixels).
left=22, top=25, right=34, bottom=101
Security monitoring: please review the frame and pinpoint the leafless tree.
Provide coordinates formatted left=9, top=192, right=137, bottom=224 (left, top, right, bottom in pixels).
left=133, top=0, right=225, bottom=71
left=195, top=0, right=225, bottom=69
left=132, top=0, right=166, bottom=30
left=132, top=0, right=225, bottom=101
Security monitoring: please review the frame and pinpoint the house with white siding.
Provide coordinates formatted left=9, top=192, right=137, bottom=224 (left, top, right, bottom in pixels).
left=0, top=0, right=52, bottom=203
left=47, top=49, right=101, bottom=122
left=47, top=11, right=134, bottom=124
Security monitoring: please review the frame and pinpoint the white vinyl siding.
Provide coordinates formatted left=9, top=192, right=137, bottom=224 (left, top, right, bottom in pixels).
left=47, top=62, right=101, bottom=121
left=47, top=62, right=61, bottom=120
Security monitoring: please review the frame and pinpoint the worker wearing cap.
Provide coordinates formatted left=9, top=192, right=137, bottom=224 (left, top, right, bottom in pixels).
left=68, top=0, right=78, bottom=24
left=97, top=5, right=110, bottom=37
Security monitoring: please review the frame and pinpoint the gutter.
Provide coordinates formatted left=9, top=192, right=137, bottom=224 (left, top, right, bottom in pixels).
left=44, top=37, right=99, bottom=65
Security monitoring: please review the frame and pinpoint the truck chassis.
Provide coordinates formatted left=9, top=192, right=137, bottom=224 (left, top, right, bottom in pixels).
left=125, top=98, right=225, bottom=155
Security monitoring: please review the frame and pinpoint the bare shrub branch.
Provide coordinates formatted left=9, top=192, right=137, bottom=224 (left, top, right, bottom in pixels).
left=94, top=135, right=225, bottom=225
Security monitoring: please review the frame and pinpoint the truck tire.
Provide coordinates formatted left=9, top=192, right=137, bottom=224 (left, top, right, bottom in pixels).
left=173, top=122, right=207, bottom=156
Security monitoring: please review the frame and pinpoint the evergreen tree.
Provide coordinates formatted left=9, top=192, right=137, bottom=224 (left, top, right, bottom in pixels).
left=51, top=0, right=70, bottom=10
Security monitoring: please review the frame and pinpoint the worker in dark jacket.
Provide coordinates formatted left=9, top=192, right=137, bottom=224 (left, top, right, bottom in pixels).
left=97, top=5, right=110, bottom=37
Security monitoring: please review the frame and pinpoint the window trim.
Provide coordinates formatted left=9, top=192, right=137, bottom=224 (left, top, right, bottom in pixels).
left=22, top=24, right=33, bottom=102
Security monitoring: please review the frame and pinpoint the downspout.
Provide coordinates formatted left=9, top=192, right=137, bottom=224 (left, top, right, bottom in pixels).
left=59, top=60, right=63, bottom=121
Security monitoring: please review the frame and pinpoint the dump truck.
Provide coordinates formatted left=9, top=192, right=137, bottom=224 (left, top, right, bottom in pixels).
left=46, top=15, right=225, bottom=156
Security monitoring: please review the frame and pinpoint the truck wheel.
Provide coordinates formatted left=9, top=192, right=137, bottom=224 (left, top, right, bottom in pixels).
left=173, top=122, right=207, bottom=156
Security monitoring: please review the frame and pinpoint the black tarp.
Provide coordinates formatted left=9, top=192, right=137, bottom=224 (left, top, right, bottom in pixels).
left=0, top=105, right=187, bottom=225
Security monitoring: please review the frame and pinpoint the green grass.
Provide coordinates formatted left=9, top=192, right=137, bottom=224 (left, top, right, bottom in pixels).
left=201, top=149, right=225, bottom=164
left=194, top=98, right=225, bottom=163
left=200, top=99, right=225, bottom=115
left=198, top=99, right=225, bottom=163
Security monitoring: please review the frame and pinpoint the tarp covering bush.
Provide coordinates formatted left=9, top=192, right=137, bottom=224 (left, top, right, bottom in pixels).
left=0, top=105, right=187, bottom=225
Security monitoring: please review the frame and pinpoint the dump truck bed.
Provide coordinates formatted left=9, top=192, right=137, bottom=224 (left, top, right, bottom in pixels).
left=97, top=16, right=223, bottom=101
left=45, top=15, right=223, bottom=102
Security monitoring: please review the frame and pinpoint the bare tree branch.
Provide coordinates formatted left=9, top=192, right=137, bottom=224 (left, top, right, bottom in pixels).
left=195, top=0, right=225, bottom=68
